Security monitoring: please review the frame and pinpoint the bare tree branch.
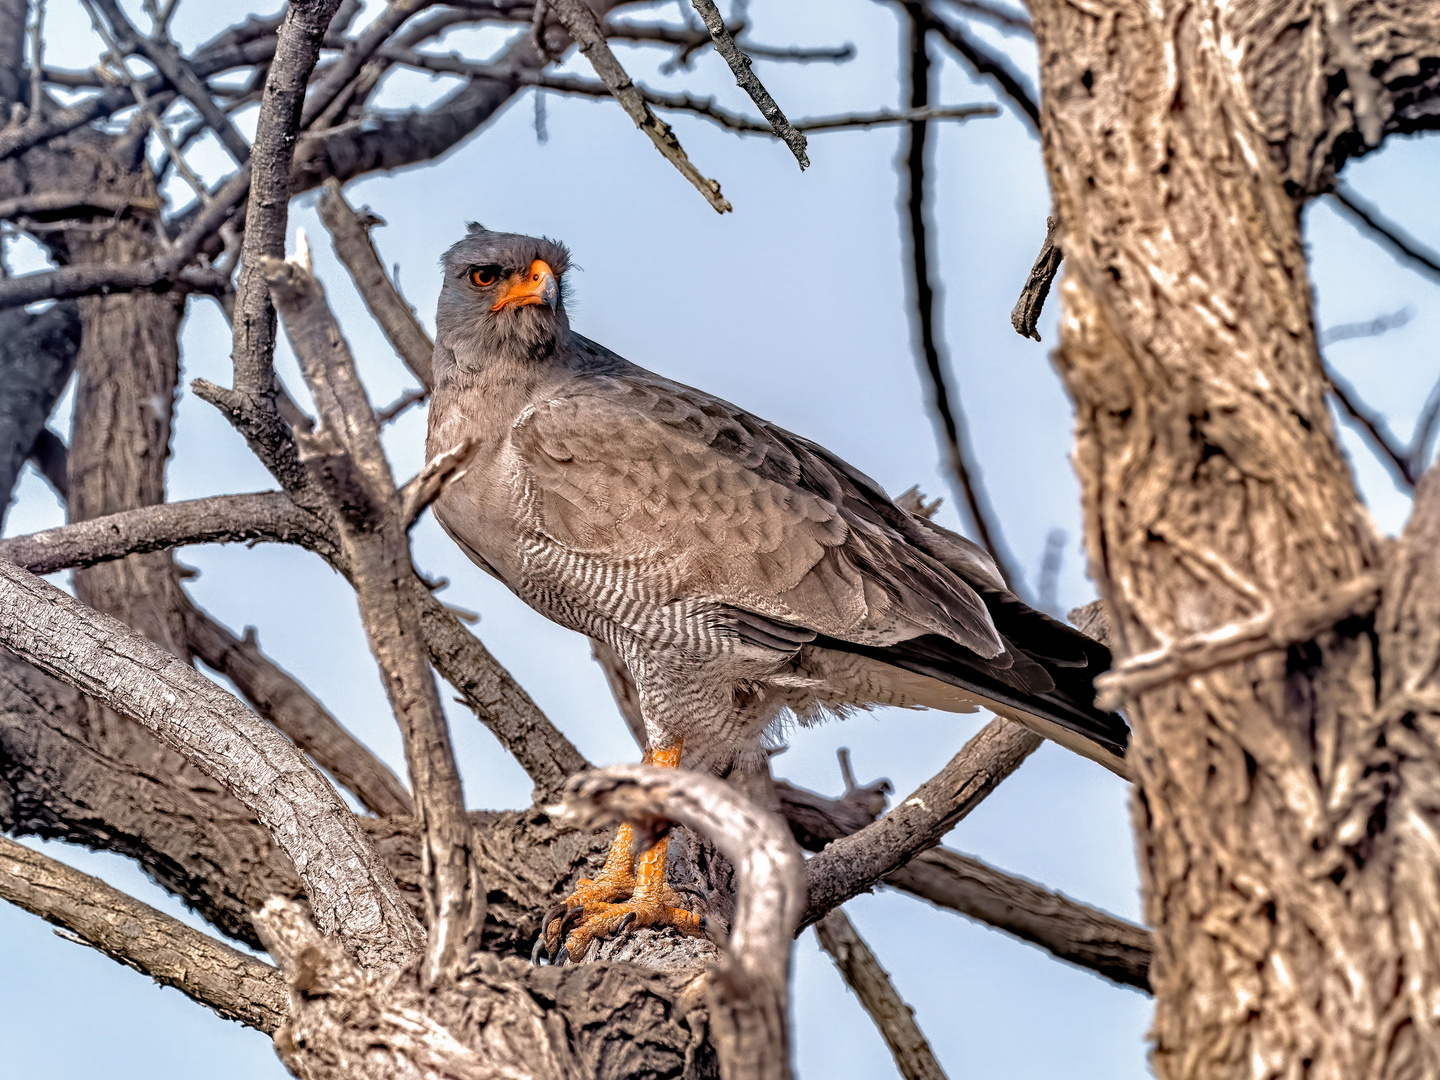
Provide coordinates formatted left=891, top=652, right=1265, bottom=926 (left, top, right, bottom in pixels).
left=0, top=490, right=330, bottom=572
left=801, top=718, right=1040, bottom=927
left=317, top=178, right=434, bottom=390
left=264, top=246, right=480, bottom=983
left=0, top=557, right=424, bottom=968
left=382, top=48, right=996, bottom=135
left=0, top=485, right=590, bottom=798
left=89, top=0, right=252, bottom=164
left=230, top=0, right=345, bottom=410
left=1326, top=359, right=1417, bottom=488
left=558, top=763, right=805, bottom=1080
left=548, top=0, right=731, bottom=213
left=1010, top=214, right=1061, bottom=340
left=900, top=7, right=1023, bottom=591
left=1331, top=185, right=1440, bottom=283
left=924, top=2, right=1039, bottom=130
left=183, top=606, right=414, bottom=819
left=688, top=0, right=808, bottom=168
left=815, top=908, right=950, bottom=1080
left=885, top=848, right=1151, bottom=991
left=0, top=834, right=288, bottom=1033
left=774, top=763, right=1151, bottom=989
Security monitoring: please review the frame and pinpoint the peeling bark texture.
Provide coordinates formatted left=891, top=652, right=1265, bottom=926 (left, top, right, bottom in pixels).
left=256, top=897, right=719, bottom=1080
left=1028, top=0, right=1440, bottom=1071
left=0, top=834, right=288, bottom=1033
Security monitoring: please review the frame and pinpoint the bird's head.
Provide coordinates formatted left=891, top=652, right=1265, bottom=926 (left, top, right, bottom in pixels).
left=435, top=224, right=571, bottom=372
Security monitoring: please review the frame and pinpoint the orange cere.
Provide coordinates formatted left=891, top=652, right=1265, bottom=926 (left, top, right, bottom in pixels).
left=491, top=259, right=557, bottom=311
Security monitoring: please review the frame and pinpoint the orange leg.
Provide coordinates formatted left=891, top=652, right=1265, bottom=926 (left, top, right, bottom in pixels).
left=538, top=741, right=705, bottom=963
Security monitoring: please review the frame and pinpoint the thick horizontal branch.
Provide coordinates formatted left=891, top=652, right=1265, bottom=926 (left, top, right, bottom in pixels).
left=0, top=491, right=331, bottom=573
left=0, top=558, right=423, bottom=969
left=0, top=484, right=587, bottom=799
left=0, top=834, right=288, bottom=1032
left=801, top=718, right=1040, bottom=927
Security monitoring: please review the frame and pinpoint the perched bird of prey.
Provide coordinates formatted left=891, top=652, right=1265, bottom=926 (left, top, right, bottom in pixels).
left=427, top=225, right=1127, bottom=962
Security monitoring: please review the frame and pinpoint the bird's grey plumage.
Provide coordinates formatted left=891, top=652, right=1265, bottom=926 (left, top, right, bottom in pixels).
left=427, top=225, right=1128, bottom=777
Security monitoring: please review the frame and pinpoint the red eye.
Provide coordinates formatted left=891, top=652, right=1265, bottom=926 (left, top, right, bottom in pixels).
left=470, top=266, right=499, bottom=287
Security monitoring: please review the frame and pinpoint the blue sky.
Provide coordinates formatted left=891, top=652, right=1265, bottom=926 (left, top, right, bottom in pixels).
left=1, top=1, right=1438, bottom=1077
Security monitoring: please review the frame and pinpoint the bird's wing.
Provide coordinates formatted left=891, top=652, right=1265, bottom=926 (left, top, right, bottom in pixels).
left=511, top=372, right=1006, bottom=660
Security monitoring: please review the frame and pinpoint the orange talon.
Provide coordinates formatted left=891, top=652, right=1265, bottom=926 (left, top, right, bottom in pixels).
left=539, top=740, right=705, bottom=963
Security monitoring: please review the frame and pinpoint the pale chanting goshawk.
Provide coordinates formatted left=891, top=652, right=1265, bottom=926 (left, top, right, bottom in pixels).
left=426, top=226, right=1128, bottom=962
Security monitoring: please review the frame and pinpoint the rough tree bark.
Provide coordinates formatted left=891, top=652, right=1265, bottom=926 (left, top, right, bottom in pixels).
left=1027, top=0, right=1440, bottom=1072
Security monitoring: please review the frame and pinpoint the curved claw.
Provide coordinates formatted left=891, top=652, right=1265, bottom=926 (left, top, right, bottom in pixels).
left=612, top=910, right=638, bottom=939
left=555, top=945, right=572, bottom=966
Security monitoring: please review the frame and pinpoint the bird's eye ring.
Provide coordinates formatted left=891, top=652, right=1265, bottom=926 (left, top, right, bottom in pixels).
left=470, top=265, right=501, bottom=287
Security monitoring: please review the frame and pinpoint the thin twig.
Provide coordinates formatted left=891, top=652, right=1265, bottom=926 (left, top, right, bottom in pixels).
left=548, top=0, right=731, bottom=213
left=689, top=0, right=808, bottom=168
left=1326, top=360, right=1417, bottom=487
left=0, top=558, right=424, bottom=970
left=1317, top=305, right=1414, bottom=346
left=1331, top=185, right=1440, bottom=282
left=0, top=834, right=288, bottom=1032
left=801, top=718, right=1041, bottom=927
left=317, top=179, right=434, bottom=389
left=815, top=909, right=950, bottom=1080
left=92, top=0, right=251, bottom=163
left=382, top=50, right=997, bottom=135
left=900, top=8, right=1023, bottom=591
left=924, top=2, right=1039, bottom=130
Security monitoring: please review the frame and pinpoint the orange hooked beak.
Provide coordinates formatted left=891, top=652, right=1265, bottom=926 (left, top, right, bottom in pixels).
left=491, top=259, right=559, bottom=312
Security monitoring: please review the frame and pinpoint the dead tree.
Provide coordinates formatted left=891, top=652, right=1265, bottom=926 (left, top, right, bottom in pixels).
left=1, top=0, right=1436, bottom=1076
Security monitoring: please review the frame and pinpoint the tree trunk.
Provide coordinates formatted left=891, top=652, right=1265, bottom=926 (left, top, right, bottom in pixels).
left=1027, top=0, right=1440, bottom=1073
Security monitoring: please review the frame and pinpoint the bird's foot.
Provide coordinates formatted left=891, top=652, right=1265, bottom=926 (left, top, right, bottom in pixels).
left=538, top=884, right=704, bottom=964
